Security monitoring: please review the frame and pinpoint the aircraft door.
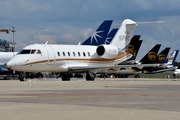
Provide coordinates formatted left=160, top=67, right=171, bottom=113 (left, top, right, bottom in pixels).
left=43, top=45, right=55, bottom=65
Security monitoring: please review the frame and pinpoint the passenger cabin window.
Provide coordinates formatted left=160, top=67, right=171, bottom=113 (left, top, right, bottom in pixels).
left=63, top=52, right=65, bottom=56
left=78, top=52, right=80, bottom=56
left=57, top=52, right=60, bottom=56
left=73, top=52, right=75, bottom=56
left=83, top=52, right=86, bottom=57
left=68, top=52, right=70, bottom=56
left=88, top=52, right=90, bottom=56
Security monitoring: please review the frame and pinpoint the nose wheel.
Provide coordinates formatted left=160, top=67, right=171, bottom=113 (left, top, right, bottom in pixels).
left=19, top=72, right=26, bottom=82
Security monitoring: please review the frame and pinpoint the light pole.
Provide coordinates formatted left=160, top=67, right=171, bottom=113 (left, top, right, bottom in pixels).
left=11, top=26, right=16, bottom=80
left=11, top=26, right=16, bottom=52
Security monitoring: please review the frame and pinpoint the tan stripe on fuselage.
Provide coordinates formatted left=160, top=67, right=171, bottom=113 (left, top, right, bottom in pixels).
left=22, top=52, right=130, bottom=66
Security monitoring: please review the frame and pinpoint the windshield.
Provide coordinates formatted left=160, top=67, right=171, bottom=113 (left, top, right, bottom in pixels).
left=19, top=49, right=41, bottom=54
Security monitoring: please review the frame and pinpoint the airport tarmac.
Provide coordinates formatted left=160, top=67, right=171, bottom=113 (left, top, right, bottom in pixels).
left=0, top=78, right=180, bottom=120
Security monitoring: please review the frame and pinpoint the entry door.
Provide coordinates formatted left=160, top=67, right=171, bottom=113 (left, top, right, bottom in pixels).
left=43, top=45, right=55, bottom=65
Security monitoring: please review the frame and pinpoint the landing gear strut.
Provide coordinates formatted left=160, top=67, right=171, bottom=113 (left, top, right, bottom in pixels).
left=86, top=71, right=95, bottom=81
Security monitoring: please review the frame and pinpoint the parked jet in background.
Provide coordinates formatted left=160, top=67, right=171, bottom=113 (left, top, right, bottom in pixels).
left=7, top=19, right=138, bottom=81
left=98, top=35, right=142, bottom=76
left=144, top=50, right=179, bottom=74
left=174, top=69, right=180, bottom=75
left=103, top=44, right=163, bottom=77
left=138, top=44, right=161, bottom=64
left=139, top=47, right=171, bottom=73
left=108, top=49, right=178, bottom=77
left=0, top=52, right=17, bottom=74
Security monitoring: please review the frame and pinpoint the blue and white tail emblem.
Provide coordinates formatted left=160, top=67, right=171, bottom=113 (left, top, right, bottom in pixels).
left=104, top=28, right=118, bottom=44
left=82, top=20, right=113, bottom=46
left=166, top=50, right=179, bottom=65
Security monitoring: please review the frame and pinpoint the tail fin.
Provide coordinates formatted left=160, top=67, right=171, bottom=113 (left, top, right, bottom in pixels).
left=127, top=35, right=142, bottom=61
left=104, top=28, right=118, bottom=44
left=154, top=47, right=170, bottom=63
left=81, top=20, right=113, bottom=45
left=120, top=35, right=142, bottom=64
left=110, top=19, right=137, bottom=50
left=166, top=50, right=179, bottom=66
left=140, top=44, right=161, bottom=64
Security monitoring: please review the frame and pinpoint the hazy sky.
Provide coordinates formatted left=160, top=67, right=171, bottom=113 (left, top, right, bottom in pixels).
left=0, top=0, right=180, bottom=61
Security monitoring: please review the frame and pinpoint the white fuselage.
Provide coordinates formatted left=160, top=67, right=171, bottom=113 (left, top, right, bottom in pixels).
left=174, top=69, right=180, bottom=74
left=0, top=52, right=18, bottom=65
left=7, top=44, right=131, bottom=73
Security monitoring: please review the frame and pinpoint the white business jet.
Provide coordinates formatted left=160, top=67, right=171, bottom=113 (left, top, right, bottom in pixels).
left=6, top=19, right=137, bottom=81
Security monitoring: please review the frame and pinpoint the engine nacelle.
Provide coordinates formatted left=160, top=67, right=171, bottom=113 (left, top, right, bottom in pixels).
left=96, top=45, right=118, bottom=59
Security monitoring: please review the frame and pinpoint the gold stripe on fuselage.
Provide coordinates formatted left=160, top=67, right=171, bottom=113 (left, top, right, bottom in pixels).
left=22, top=52, right=130, bottom=66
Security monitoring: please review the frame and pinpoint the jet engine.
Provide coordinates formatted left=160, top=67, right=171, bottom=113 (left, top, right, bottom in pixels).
left=96, top=45, right=119, bottom=59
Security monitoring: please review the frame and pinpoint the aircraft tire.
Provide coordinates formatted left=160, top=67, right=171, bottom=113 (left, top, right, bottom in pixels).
left=19, top=77, right=26, bottom=82
left=61, top=74, right=71, bottom=81
left=86, top=76, right=95, bottom=81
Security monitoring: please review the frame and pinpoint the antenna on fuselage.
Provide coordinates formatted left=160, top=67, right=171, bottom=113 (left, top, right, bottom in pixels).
left=45, top=41, right=48, bottom=45
left=78, top=42, right=81, bottom=45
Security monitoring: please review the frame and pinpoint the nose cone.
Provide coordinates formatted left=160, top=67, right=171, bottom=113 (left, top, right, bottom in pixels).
left=6, top=60, right=14, bottom=69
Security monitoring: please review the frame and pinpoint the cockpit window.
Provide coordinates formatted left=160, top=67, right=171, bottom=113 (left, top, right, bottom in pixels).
left=19, top=50, right=31, bottom=54
left=31, top=50, right=36, bottom=54
left=19, top=49, right=42, bottom=54
left=37, top=50, right=41, bottom=54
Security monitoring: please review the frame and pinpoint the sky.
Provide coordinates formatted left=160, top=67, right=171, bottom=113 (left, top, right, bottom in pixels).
left=0, top=0, right=180, bottom=61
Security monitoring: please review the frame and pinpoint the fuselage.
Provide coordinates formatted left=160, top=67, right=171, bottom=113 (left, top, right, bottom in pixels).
left=0, top=52, right=17, bottom=65
left=7, top=44, right=131, bottom=73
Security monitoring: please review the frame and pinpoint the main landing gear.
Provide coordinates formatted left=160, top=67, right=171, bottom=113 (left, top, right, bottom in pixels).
left=59, top=71, right=95, bottom=81
left=85, top=71, right=95, bottom=81
left=61, top=73, right=71, bottom=81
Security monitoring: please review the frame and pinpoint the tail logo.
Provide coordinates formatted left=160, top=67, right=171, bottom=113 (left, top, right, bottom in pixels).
left=90, top=30, right=104, bottom=44
left=126, top=45, right=136, bottom=59
left=168, top=56, right=174, bottom=63
left=104, top=37, right=112, bottom=44
left=148, top=52, right=156, bottom=61
left=158, top=54, right=166, bottom=62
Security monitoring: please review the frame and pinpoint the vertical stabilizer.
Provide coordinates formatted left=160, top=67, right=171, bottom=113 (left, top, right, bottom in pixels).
left=110, top=19, right=137, bottom=50
left=120, top=35, right=142, bottom=64
left=166, top=50, right=179, bottom=65
left=154, top=47, right=170, bottom=63
left=104, top=28, right=118, bottom=44
left=82, top=20, right=113, bottom=46
left=140, top=44, right=161, bottom=64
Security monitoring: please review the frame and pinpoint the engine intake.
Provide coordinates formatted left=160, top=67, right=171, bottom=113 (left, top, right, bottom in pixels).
left=96, top=45, right=118, bottom=59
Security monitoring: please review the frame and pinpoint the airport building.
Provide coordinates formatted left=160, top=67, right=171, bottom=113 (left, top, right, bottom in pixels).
left=0, top=39, right=13, bottom=52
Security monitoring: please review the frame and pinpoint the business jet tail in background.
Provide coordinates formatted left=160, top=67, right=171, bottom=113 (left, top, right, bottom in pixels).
left=81, top=20, right=113, bottom=45
left=104, top=28, right=118, bottom=45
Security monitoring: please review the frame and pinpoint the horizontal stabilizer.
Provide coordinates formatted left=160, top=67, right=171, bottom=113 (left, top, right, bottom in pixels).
left=137, top=21, right=164, bottom=25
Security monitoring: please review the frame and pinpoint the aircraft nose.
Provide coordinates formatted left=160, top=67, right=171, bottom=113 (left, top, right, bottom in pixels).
left=6, top=61, right=14, bottom=69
